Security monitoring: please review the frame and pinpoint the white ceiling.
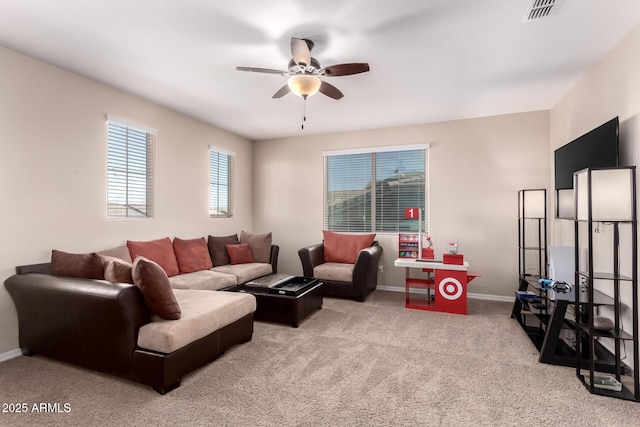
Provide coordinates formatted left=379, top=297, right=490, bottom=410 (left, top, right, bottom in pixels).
left=2, top=0, right=640, bottom=141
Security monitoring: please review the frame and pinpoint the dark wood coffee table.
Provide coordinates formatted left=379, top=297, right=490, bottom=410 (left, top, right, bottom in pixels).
left=232, top=274, right=323, bottom=328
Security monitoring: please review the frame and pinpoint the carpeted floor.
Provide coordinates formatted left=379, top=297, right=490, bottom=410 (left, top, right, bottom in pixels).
left=1, top=290, right=640, bottom=426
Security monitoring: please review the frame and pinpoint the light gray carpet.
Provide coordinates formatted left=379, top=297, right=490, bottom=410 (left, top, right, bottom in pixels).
left=1, top=290, right=640, bottom=426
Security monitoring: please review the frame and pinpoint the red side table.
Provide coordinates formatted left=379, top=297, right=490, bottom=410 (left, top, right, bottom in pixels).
left=394, top=254, right=479, bottom=315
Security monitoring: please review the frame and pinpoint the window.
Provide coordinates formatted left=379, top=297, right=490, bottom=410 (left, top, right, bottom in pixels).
left=209, top=147, right=234, bottom=218
left=106, top=116, right=155, bottom=218
left=324, top=145, right=428, bottom=233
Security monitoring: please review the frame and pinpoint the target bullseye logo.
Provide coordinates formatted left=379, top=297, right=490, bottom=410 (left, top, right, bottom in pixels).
left=439, top=277, right=463, bottom=300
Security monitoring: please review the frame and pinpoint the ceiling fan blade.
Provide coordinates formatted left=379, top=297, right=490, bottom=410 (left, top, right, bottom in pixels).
left=319, top=81, right=344, bottom=100
left=272, top=84, right=291, bottom=99
left=236, top=66, right=286, bottom=75
left=291, top=37, right=311, bottom=66
left=322, top=63, right=370, bottom=77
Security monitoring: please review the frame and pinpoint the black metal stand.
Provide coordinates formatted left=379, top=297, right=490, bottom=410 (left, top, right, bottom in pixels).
left=573, top=166, right=639, bottom=402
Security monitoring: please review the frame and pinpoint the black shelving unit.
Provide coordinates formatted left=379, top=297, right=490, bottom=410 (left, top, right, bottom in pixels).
left=511, top=188, right=622, bottom=370
left=512, top=189, right=562, bottom=363
left=517, top=189, right=547, bottom=286
left=573, top=166, right=639, bottom=402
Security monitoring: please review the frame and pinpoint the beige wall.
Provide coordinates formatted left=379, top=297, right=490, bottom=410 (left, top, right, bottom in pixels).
left=0, top=46, right=254, bottom=354
left=253, top=111, right=551, bottom=298
left=551, top=23, right=640, bottom=244
left=550, top=24, right=640, bottom=348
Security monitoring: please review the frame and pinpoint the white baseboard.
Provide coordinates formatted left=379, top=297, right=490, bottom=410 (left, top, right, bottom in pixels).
left=376, top=285, right=407, bottom=293
left=376, top=285, right=513, bottom=302
left=377, top=285, right=410, bottom=293
left=0, top=348, right=22, bottom=363
left=467, top=292, right=513, bottom=302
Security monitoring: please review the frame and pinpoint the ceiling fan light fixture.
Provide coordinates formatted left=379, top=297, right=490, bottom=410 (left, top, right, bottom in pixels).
left=287, top=74, right=321, bottom=98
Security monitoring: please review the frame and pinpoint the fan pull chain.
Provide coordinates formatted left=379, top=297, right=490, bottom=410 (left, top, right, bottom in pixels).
left=301, top=96, right=307, bottom=130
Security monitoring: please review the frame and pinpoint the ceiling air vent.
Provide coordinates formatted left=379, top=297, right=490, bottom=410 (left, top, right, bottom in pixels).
left=523, top=0, right=564, bottom=22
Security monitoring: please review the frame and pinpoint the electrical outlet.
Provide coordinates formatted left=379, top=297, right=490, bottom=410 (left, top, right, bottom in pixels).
left=378, top=264, right=384, bottom=273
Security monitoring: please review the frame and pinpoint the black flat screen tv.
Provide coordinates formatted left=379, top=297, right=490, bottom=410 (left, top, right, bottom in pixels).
left=554, top=117, right=619, bottom=190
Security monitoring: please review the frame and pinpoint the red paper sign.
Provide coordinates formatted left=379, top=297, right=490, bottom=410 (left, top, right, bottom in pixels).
left=404, top=208, right=420, bottom=219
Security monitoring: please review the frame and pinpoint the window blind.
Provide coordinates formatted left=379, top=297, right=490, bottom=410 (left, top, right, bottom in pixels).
left=375, top=149, right=427, bottom=232
left=324, top=152, right=373, bottom=232
left=210, top=148, right=234, bottom=218
left=324, top=145, right=428, bottom=233
left=107, top=118, right=155, bottom=218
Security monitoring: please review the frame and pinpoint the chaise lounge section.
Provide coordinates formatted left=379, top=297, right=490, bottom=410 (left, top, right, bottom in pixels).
left=5, top=267, right=255, bottom=394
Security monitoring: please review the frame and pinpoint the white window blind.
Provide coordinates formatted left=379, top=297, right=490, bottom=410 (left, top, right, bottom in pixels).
left=107, top=116, right=155, bottom=218
left=210, top=148, right=234, bottom=218
left=324, top=152, right=372, bottom=232
left=324, top=145, right=428, bottom=233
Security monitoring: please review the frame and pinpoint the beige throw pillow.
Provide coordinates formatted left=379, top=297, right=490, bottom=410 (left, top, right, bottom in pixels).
left=96, top=245, right=133, bottom=264
left=240, top=231, right=272, bottom=263
left=101, top=255, right=134, bottom=284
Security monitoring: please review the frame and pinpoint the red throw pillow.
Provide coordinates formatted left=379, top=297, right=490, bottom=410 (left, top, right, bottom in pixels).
left=127, top=237, right=180, bottom=277
left=132, top=257, right=181, bottom=320
left=173, top=237, right=213, bottom=274
left=226, top=243, right=255, bottom=265
left=322, top=230, right=376, bottom=264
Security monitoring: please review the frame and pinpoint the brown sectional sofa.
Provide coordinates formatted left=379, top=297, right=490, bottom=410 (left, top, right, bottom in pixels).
left=4, top=233, right=279, bottom=394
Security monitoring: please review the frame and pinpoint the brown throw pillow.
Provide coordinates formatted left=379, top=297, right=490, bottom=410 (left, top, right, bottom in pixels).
left=131, top=257, right=181, bottom=320
left=239, top=231, right=272, bottom=263
left=322, top=230, right=376, bottom=264
left=101, top=255, right=133, bottom=284
left=226, top=243, right=255, bottom=265
left=173, top=237, right=213, bottom=274
left=51, top=250, right=105, bottom=280
left=207, top=234, right=239, bottom=266
left=127, top=237, right=180, bottom=277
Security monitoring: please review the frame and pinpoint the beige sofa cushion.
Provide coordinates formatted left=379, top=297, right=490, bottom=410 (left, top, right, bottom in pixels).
left=137, top=289, right=256, bottom=354
left=314, top=262, right=354, bottom=283
left=212, top=263, right=272, bottom=284
left=168, top=270, right=237, bottom=290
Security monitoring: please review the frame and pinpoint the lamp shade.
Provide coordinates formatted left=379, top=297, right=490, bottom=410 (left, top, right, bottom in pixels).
left=575, top=167, right=635, bottom=221
left=520, top=189, right=545, bottom=218
left=287, top=75, right=321, bottom=98
left=556, top=188, right=575, bottom=219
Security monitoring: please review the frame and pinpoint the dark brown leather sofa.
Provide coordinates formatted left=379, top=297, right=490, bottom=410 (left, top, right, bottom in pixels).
left=4, top=263, right=253, bottom=394
left=298, top=242, right=383, bottom=302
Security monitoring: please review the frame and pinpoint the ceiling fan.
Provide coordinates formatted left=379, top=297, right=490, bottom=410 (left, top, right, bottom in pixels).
left=236, top=37, right=370, bottom=100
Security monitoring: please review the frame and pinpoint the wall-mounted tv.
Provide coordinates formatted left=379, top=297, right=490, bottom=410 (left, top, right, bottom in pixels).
left=554, top=117, right=619, bottom=218
left=554, top=117, right=619, bottom=190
